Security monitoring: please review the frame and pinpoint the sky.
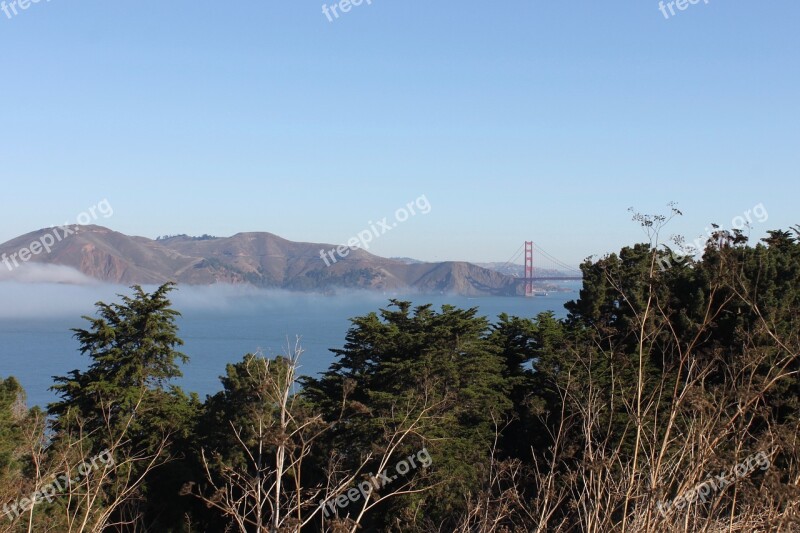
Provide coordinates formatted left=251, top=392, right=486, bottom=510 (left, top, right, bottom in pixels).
left=0, top=0, right=798, bottom=267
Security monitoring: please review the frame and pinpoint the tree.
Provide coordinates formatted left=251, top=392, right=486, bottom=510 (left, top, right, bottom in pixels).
left=303, top=301, right=512, bottom=530
left=45, top=283, right=198, bottom=532
left=187, top=342, right=439, bottom=533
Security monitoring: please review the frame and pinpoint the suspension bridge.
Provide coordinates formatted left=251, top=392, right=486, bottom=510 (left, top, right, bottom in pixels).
left=501, top=241, right=583, bottom=297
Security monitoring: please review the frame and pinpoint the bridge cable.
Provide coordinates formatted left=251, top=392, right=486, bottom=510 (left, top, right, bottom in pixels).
left=499, top=244, right=524, bottom=271
left=531, top=243, right=582, bottom=274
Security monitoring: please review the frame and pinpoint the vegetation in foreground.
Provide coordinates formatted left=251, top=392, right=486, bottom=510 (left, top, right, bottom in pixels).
left=1, top=218, right=799, bottom=532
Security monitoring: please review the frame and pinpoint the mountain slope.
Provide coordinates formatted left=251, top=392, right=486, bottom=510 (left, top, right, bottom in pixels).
left=0, top=226, right=523, bottom=296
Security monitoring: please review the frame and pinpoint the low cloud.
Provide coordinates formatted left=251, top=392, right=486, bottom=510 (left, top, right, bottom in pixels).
left=0, top=263, right=99, bottom=285
left=0, top=267, right=391, bottom=319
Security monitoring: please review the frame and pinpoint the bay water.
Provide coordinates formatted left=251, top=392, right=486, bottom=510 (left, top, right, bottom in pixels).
left=0, top=282, right=581, bottom=407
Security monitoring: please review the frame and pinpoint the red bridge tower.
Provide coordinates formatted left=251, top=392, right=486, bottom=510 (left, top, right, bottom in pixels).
left=524, top=241, right=534, bottom=297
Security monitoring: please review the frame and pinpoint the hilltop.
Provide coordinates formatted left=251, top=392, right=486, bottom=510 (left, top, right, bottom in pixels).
left=0, top=226, right=526, bottom=296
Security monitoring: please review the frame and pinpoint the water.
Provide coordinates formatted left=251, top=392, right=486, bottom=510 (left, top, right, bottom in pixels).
left=0, top=282, right=580, bottom=408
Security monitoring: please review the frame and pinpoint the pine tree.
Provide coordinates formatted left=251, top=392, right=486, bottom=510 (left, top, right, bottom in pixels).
left=303, top=300, right=512, bottom=530
left=48, top=283, right=199, bottom=531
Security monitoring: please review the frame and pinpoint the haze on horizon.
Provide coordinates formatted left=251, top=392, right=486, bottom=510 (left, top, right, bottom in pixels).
left=1, top=1, right=798, bottom=266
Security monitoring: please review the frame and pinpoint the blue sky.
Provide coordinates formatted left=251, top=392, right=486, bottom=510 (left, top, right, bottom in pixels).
left=0, top=0, right=797, bottom=266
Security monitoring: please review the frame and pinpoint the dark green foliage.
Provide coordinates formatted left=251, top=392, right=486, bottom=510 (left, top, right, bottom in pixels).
left=6, top=224, right=800, bottom=531
left=303, top=301, right=513, bottom=529
left=49, top=283, right=192, bottom=440
left=0, top=377, right=40, bottom=495
left=489, top=311, right=569, bottom=459
left=48, top=283, right=199, bottom=532
left=200, top=353, right=297, bottom=468
left=0, top=377, right=26, bottom=473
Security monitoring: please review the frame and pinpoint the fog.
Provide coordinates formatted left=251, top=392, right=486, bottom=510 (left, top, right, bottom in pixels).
left=0, top=263, right=98, bottom=285
left=0, top=265, right=393, bottom=319
left=0, top=270, right=576, bottom=407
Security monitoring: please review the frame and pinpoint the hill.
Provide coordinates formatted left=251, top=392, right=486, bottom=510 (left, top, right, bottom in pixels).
left=0, top=226, right=523, bottom=296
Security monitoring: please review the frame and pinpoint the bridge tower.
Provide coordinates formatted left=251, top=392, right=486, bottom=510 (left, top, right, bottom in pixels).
left=524, top=241, right=534, bottom=297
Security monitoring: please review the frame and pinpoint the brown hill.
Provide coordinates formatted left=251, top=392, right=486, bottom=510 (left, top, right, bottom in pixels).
left=0, top=226, right=523, bottom=296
